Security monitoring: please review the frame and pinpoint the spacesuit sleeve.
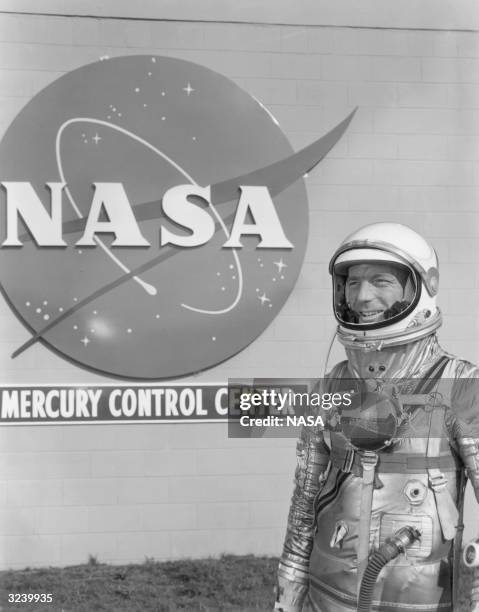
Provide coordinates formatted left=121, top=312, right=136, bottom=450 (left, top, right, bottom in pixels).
left=447, top=361, right=479, bottom=607
left=275, top=423, right=331, bottom=611
left=448, top=361, right=479, bottom=489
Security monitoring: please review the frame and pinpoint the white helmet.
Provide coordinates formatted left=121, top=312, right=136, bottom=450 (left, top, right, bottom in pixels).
left=329, top=223, right=442, bottom=349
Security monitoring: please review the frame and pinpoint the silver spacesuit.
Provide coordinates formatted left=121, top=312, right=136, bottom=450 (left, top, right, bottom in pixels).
left=276, top=223, right=479, bottom=612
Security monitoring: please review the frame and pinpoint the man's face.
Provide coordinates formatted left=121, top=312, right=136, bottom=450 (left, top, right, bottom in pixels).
left=345, top=263, right=405, bottom=324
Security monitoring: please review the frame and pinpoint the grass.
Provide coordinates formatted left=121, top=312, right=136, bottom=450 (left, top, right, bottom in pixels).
left=0, top=555, right=473, bottom=611
left=0, top=555, right=278, bottom=611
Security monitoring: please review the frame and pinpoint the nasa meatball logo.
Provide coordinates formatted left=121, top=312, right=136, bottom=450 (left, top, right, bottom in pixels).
left=0, top=55, right=353, bottom=379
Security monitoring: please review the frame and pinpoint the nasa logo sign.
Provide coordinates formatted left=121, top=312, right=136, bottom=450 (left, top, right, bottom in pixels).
left=0, top=55, right=353, bottom=379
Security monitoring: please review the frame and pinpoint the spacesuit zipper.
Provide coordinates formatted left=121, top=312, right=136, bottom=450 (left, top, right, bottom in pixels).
left=312, top=471, right=350, bottom=533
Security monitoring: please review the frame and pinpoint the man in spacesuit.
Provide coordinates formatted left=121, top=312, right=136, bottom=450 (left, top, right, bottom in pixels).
left=275, top=223, right=479, bottom=612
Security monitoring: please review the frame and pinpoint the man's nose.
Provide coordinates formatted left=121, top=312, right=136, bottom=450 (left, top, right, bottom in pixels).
left=356, top=281, right=375, bottom=302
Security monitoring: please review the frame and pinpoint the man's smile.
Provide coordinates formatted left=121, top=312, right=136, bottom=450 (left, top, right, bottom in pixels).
left=358, top=310, right=384, bottom=323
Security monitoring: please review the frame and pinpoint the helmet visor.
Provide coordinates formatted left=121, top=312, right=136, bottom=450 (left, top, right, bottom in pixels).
left=332, top=259, right=421, bottom=331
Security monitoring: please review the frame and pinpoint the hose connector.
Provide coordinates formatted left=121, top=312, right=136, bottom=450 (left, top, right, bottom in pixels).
left=389, top=525, right=422, bottom=553
left=358, top=526, right=421, bottom=612
left=463, top=538, right=479, bottom=568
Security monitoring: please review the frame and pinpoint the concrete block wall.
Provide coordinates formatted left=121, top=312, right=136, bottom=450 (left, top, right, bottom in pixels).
left=0, top=8, right=478, bottom=568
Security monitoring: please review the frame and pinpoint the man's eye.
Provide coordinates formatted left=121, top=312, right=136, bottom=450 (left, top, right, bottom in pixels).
left=374, top=279, right=391, bottom=286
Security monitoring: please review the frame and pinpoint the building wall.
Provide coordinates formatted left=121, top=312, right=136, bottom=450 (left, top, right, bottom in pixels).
left=0, top=5, right=478, bottom=568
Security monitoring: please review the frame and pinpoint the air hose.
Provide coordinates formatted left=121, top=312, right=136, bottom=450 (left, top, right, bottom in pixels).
left=357, top=525, right=422, bottom=612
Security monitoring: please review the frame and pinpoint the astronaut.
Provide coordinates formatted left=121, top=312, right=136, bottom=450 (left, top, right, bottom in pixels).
left=275, top=223, right=479, bottom=612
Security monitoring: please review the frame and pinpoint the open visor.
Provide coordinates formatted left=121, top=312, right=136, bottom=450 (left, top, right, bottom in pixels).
left=332, top=253, right=421, bottom=331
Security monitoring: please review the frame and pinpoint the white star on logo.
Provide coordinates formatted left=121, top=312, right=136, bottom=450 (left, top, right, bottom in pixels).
left=274, top=258, right=287, bottom=273
left=81, top=337, right=90, bottom=346
left=183, top=82, right=195, bottom=96
left=258, top=293, right=271, bottom=305
left=92, top=133, right=102, bottom=144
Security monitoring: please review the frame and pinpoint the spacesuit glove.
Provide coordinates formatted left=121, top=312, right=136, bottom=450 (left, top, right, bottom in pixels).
left=274, top=574, right=308, bottom=612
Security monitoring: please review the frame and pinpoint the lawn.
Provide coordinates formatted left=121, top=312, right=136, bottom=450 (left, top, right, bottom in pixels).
left=0, top=555, right=473, bottom=611
left=0, top=555, right=277, bottom=612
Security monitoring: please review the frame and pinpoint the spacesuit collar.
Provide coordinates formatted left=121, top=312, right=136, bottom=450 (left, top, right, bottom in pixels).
left=345, top=334, right=441, bottom=381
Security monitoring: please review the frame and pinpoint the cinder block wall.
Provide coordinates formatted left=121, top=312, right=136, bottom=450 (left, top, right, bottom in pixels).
left=0, top=9, right=478, bottom=568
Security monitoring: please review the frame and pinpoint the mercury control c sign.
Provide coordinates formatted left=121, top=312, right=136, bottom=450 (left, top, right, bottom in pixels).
left=0, top=55, right=353, bottom=379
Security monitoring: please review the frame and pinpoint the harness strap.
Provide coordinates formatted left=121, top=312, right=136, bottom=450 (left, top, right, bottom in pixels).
left=357, top=450, right=378, bottom=592
left=418, top=355, right=451, bottom=395
left=331, top=446, right=461, bottom=475
left=427, top=407, right=459, bottom=541
left=414, top=356, right=459, bottom=542
left=452, top=469, right=467, bottom=609
left=399, top=393, right=436, bottom=404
